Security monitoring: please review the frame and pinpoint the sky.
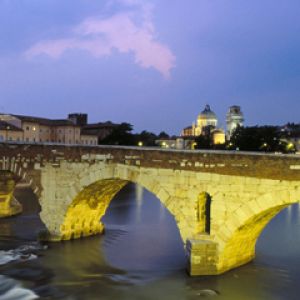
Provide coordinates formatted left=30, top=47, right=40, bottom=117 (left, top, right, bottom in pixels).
left=0, top=0, right=300, bottom=134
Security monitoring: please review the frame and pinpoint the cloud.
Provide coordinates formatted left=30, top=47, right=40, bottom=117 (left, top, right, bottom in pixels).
left=25, top=1, right=175, bottom=79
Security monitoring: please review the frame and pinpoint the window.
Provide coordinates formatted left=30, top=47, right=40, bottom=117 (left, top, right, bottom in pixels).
left=26, top=126, right=29, bottom=131
left=0, top=135, right=3, bottom=141
left=26, top=138, right=29, bottom=142
left=69, top=140, right=71, bottom=144
left=33, top=138, right=36, bottom=142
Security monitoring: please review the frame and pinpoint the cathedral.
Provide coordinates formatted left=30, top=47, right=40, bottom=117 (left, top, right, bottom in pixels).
left=181, top=104, right=244, bottom=145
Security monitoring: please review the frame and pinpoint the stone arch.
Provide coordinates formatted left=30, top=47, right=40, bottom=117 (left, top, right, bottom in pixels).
left=0, top=156, right=41, bottom=198
left=41, top=164, right=185, bottom=242
left=215, top=188, right=300, bottom=273
left=0, top=157, right=41, bottom=217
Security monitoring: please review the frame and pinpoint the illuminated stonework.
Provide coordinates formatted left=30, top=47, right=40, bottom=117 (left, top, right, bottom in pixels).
left=0, top=172, right=22, bottom=217
left=1, top=144, right=300, bottom=276
left=55, top=179, right=128, bottom=241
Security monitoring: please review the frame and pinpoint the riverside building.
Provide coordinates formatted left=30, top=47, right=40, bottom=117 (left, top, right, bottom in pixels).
left=0, top=113, right=99, bottom=145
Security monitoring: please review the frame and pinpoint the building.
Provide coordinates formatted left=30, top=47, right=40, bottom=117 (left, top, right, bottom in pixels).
left=68, top=113, right=88, bottom=127
left=181, top=105, right=218, bottom=137
left=212, top=129, right=226, bottom=145
left=0, top=120, right=23, bottom=142
left=181, top=104, right=225, bottom=145
left=181, top=126, right=193, bottom=137
left=0, top=113, right=98, bottom=145
left=193, top=104, right=218, bottom=136
left=226, top=105, right=244, bottom=138
left=81, top=121, right=120, bottom=142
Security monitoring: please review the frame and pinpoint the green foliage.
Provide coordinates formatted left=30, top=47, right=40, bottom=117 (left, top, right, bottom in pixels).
left=136, top=130, right=157, bottom=146
left=99, top=122, right=135, bottom=145
left=158, top=131, right=170, bottom=139
left=229, top=126, right=294, bottom=153
left=100, top=123, right=170, bottom=147
left=194, top=134, right=212, bottom=149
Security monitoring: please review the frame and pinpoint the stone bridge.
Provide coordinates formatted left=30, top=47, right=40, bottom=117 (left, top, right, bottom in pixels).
left=1, top=142, right=300, bottom=276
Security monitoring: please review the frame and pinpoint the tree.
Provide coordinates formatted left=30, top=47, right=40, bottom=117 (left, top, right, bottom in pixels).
left=136, top=130, right=157, bottom=146
left=158, top=131, right=170, bottom=139
left=229, top=126, right=293, bottom=153
left=194, top=134, right=212, bottom=150
left=99, top=122, right=135, bottom=145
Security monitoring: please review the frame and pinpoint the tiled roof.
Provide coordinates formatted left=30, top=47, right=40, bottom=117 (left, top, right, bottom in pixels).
left=13, top=115, right=79, bottom=127
left=0, top=120, right=23, bottom=132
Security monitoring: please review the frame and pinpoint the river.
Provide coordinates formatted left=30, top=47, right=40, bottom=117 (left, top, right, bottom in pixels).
left=0, top=184, right=299, bottom=300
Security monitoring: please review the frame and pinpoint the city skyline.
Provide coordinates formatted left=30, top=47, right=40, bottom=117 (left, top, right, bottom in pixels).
left=1, top=0, right=300, bottom=134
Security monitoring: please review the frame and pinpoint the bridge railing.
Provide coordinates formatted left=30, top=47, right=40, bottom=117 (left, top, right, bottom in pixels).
left=0, top=140, right=299, bottom=158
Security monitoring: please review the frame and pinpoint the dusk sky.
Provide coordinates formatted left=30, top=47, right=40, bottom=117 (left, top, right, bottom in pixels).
left=1, top=0, right=300, bottom=134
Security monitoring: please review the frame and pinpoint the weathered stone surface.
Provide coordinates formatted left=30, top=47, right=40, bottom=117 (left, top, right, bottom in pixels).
left=1, top=142, right=300, bottom=276
left=0, top=172, right=22, bottom=217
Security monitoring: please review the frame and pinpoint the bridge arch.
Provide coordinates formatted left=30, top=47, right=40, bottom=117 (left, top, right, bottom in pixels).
left=215, top=189, right=300, bottom=273
left=40, top=164, right=192, bottom=243
left=0, top=157, right=41, bottom=217
left=0, top=157, right=41, bottom=198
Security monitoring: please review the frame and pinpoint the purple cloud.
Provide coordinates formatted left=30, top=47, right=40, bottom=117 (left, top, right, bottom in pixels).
left=25, top=1, right=176, bottom=79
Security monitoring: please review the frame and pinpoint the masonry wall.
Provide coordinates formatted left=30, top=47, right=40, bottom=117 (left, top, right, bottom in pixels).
left=1, top=143, right=300, bottom=275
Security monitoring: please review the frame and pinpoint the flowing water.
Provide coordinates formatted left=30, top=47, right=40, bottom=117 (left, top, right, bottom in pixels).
left=0, top=184, right=300, bottom=300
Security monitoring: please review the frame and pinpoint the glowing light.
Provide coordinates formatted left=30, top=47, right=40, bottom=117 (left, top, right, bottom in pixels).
left=287, top=143, right=295, bottom=150
left=138, top=141, right=143, bottom=147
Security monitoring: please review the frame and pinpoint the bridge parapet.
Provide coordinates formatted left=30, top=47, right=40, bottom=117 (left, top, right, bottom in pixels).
left=1, top=142, right=300, bottom=180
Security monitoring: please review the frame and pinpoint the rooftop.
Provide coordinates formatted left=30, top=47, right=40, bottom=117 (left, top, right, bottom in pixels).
left=198, top=105, right=217, bottom=119
left=0, top=120, right=23, bottom=132
left=13, top=114, right=80, bottom=127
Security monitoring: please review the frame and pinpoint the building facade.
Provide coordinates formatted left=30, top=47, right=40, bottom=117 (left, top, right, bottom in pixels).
left=0, top=113, right=98, bottom=145
left=0, top=121, right=23, bottom=142
left=226, top=105, right=244, bottom=138
left=181, top=105, right=226, bottom=145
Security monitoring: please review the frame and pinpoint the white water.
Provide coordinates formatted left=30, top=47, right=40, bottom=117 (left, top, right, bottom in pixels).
left=0, top=275, right=38, bottom=300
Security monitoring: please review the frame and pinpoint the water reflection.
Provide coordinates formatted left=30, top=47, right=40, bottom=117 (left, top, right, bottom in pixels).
left=102, top=184, right=186, bottom=273
left=0, top=187, right=299, bottom=299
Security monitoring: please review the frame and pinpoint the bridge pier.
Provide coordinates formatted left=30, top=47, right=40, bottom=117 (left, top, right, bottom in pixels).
left=0, top=172, right=22, bottom=218
left=187, top=237, right=219, bottom=275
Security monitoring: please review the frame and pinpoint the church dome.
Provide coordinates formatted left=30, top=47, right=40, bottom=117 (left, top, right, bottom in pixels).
left=198, top=105, right=217, bottom=120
